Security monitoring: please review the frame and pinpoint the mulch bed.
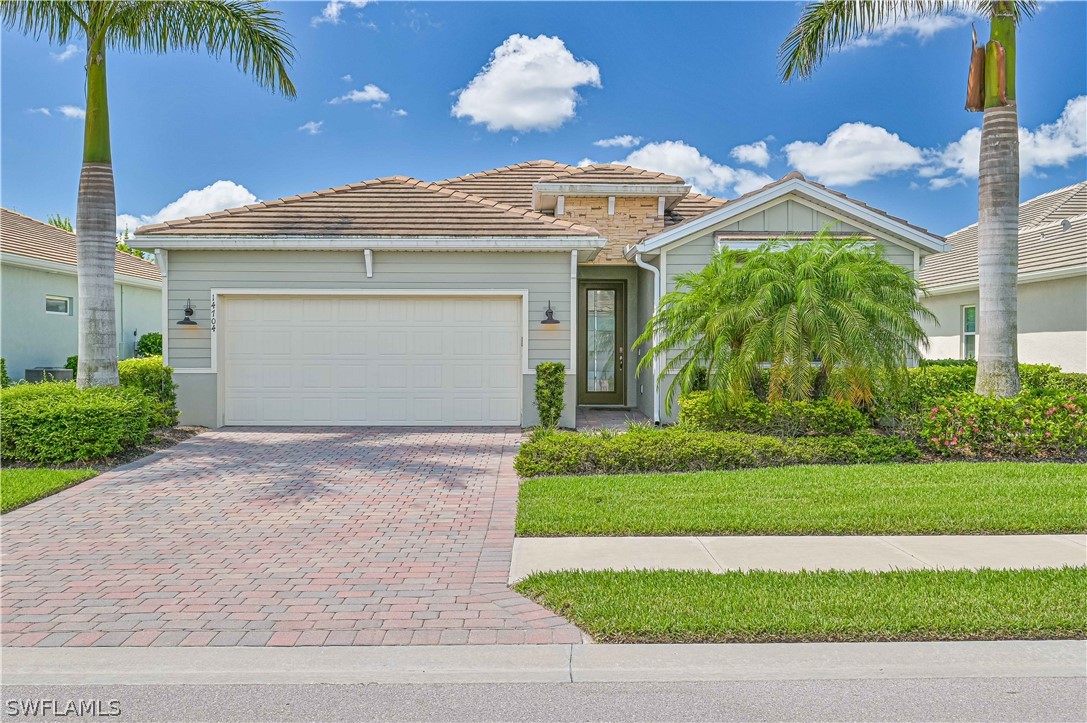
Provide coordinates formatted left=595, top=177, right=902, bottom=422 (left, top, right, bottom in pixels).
left=2, top=425, right=207, bottom=473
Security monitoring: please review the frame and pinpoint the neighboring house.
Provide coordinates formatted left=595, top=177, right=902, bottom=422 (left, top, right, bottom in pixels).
left=130, top=162, right=946, bottom=428
left=0, top=208, right=163, bottom=380
left=919, top=181, right=1087, bottom=373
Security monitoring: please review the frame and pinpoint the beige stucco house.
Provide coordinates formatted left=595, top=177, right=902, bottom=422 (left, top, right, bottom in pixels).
left=130, top=162, right=947, bottom=428
left=919, top=181, right=1086, bottom=373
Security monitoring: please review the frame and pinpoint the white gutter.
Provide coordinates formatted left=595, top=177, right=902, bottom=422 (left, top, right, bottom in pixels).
left=128, top=235, right=607, bottom=252
left=634, top=252, right=661, bottom=425
left=1, top=252, right=162, bottom=290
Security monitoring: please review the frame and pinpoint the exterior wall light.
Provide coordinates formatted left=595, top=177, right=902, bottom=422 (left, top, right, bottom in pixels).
left=540, top=300, right=560, bottom=325
left=177, top=299, right=197, bottom=326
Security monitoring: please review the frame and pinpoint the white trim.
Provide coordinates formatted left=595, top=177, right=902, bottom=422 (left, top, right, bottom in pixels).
left=628, top=177, right=948, bottom=257
left=658, top=196, right=666, bottom=217
left=633, top=253, right=661, bottom=425
left=1, top=252, right=162, bottom=289
left=157, top=250, right=169, bottom=365
left=363, top=249, right=373, bottom=278
left=555, top=196, right=565, bottom=216
left=923, top=264, right=1087, bottom=295
left=607, top=196, right=616, bottom=216
left=569, top=250, right=578, bottom=373
left=44, top=294, right=72, bottom=316
left=129, top=236, right=606, bottom=258
left=961, top=304, right=978, bottom=361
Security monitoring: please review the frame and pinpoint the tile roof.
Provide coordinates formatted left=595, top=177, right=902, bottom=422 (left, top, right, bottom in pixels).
left=919, top=180, right=1087, bottom=289
left=134, top=176, right=603, bottom=238
left=536, top=164, right=686, bottom=186
left=0, top=207, right=162, bottom=283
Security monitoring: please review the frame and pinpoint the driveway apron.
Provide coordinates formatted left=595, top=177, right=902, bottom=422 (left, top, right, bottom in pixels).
left=1, top=428, right=582, bottom=647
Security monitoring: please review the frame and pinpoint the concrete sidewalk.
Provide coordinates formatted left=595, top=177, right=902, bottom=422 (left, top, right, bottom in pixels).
left=509, top=534, right=1086, bottom=581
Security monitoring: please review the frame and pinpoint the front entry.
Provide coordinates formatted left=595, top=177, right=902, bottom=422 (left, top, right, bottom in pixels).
left=578, top=281, right=626, bottom=405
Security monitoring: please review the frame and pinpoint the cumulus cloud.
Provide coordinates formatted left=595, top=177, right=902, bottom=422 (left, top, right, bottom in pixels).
left=783, top=123, right=924, bottom=185
left=28, top=107, right=51, bottom=116
left=51, top=44, right=79, bottom=62
left=621, top=141, right=774, bottom=195
left=329, top=84, right=390, bottom=106
left=392, top=108, right=408, bottom=117
left=312, top=0, right=369, bottom=27
left=117, top=180, right=257, bottom=233
left=853, top=12, right=974, bottom=47
left=452, top=34, right=601, bottom=132
left=730, top=140, right=771, bottom=168
left=298, top=120, right=324, bottom=135
left=56, top=105, right=86, bottom=119
left=594, top=134, right=641, bottom=148
left=341, top=74, right=352, bottom=83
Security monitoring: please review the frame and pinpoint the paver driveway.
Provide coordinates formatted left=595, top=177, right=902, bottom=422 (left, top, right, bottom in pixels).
left=1, top=428, right=583, bottom=648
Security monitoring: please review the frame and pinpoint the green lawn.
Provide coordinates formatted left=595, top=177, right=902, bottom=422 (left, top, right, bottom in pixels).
left=514, top=568, right=1087, bottom=643
left=1, top=468, right=98, bottom=513
left=516, top=462, right=1087, bottom=536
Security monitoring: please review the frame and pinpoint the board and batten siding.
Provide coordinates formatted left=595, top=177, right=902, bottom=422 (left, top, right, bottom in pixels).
left=164, top=249, right=575, bottom=427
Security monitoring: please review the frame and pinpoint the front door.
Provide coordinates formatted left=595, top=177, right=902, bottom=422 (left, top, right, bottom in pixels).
left=578, top=281, right=625, bottom=405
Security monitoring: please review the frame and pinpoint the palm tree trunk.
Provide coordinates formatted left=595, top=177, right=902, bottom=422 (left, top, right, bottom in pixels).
left=76, top=33, right=119, bottom=387
left=974, top=10, right=1020, bottom=397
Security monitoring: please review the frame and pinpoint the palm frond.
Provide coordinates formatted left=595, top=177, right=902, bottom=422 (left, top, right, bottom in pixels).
left=0, top=1, right=86, bottom=44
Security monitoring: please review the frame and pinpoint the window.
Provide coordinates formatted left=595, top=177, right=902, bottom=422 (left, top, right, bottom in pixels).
left=962, top=305, right=977, bottom=360
left=45, top=295, right=71, bottom=315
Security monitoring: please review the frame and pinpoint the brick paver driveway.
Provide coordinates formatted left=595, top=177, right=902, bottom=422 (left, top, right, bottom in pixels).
left=2, top=428, right=583, bottom=648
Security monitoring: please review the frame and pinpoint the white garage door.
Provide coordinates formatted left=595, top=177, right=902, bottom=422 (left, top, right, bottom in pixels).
left=222, top=295, right=522, bottom=425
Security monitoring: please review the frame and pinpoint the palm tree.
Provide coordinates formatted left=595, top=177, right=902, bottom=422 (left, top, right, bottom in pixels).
left=2, top=1, right=295, bottom=387
left=636, top=232, right=934, bottom=411
left=778, top=0, right=1037, bottom=398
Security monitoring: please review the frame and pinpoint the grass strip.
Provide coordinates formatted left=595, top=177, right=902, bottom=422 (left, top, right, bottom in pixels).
left=514, top=567, right=1087, bottom=643
left=1, top=468, right=98, bottom=513
left=517, top=462, right=1087, bottom=536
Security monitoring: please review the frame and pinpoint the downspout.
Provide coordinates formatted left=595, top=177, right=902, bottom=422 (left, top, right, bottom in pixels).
left=634, top=251, right=661, bottom=424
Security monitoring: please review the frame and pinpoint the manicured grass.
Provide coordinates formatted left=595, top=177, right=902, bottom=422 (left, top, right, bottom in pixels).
left=514, top=568, right=1087, bottom=643
left=517, top=462, right=1087, bottom=536
left=1, top=468, right=98, bottom=513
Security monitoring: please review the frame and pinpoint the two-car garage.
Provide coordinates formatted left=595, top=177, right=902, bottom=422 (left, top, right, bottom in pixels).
left=219, top=294, right=523, bottom=426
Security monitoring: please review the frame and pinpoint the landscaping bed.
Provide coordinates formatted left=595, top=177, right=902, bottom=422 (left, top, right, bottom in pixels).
left=516, top=462, right=1087, bottom=537
left=514, top=567, right=1087, bottom=643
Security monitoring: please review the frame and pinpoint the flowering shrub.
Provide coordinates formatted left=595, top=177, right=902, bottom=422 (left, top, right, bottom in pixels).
left=920, top=390, right=1087, bottom=458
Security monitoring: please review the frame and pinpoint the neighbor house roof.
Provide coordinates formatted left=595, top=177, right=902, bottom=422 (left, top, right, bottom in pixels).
left=0, top=207, right=162, bottom=283
left=919, top=181, right=1087, bottom=292
left=133, top=176, right=603, bottom=239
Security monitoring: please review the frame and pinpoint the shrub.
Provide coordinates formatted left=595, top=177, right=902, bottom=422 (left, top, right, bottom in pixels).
left=535, top=362, right=566, bottom=429
left=919, top=358, right=976, bottom=368
left=135, top=332, right=163, bottom=357
left=0, top=382, right=152, bottom=464
left=514, top=426, right=919, bottom=477
left=118, top=355, right=178, bottom=427
left=65, top=355, right=78, bottom=373
left=921, top=390, right=1086, bottom=458
left=680, top=392, right=867, bottom=437
left=0, top=358, right=10, bottom=388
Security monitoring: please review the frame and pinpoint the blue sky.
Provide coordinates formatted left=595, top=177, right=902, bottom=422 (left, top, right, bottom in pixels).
left=2, top=1, right=1085, bottom=236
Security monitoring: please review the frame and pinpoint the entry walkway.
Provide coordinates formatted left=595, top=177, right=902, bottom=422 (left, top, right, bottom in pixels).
left=509, top=534, right=1087, bottom=581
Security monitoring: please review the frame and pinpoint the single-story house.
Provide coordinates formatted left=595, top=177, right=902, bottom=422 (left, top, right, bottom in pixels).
left=130, top=162, right=947, bottom=428
left=1, top=208, right=163, bottom=380
left=919, top=181, right=1086, bottom=373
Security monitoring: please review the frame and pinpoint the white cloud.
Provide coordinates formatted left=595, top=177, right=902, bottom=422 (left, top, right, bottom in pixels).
left=56, top=105, right=86, bottom=119
left=783, top=123, right=924, bottom=185
left=329, top=84, right=390, bottom=107
left=452, top=34, right=601, bottom=132
left=341, top=74, right=352, bottom=83
left=298, top=120, right=324, bottom=135
left=51, top=44, right=79, bottom=62
left=730, top=140, right=771, bottom=168
left=621, top=140, right=774, bottom=195
left=853, top=12, right=974, bottom=47
left=392, top=108, right=408, bottom=117
left=311, top=0, right=369, bottom=27
left=116, top=180, right=257, bottom=233
left=28, top=107, right=51, bottom=116
left=926, top=95, right=1087, bottom=189
left=577, top=157, right=597, bottom=167
left=594, top=135, right=641, bottom=149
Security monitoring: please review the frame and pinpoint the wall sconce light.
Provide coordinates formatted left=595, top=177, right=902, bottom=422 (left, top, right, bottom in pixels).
left=177, top=299, right=197, bottom=326
left=540, top=300, right=560, bottom=325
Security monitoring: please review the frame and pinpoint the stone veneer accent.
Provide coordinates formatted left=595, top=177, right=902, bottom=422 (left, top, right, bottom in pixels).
left=559, top=196, right=666, bottom=265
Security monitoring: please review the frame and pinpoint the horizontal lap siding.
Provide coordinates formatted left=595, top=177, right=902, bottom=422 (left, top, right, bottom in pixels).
left=167, top=250, right=571, bottom=370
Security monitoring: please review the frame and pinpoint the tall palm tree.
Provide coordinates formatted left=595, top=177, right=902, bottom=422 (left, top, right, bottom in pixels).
left=2, top=1, right=295, bottom=387
left=778, top=0, right=1037, bottom=397
left=636, top=233, right=934, bottom=411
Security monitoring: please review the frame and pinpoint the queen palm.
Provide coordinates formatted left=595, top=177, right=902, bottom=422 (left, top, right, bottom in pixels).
left=778, top=0, right=1037, bottom=397
left=637, top=233, right=934, bottom=411
left=2, top=1, right=295, bottom=387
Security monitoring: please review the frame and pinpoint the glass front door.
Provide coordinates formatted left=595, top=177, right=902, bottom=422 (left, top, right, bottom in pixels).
left=578, top=282, right=625, bottom=405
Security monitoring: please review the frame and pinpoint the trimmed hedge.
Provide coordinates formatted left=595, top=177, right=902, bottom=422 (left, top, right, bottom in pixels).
left=118, top=356, right=178, bottom=427
left=535, top=361, right=565, bottom=429
left=887, top=363, right=1080, bottom=419
left=514, top=426, right=920, bottom=477
left=0, top=382, right=152, bottom=464
left=0, top=358, right=10, bottom=388
left=679, top=392, right=867, bottom=437
left=921, top=390, right=1086, bottom=458
left=136, top=332, right=163, bottom=357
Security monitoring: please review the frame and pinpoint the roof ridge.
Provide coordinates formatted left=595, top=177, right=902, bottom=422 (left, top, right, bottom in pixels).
left=1035, top=182, right=1087, bottom=227
left=537, top=163, right=687, bottom=184
left=944, top=180, right=1087, bottom=238
left=435, top=160, right=571, bottom=186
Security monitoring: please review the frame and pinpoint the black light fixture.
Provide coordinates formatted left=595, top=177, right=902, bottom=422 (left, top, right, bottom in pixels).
left=177, top=299, right=197, bottom=326
left=540, top=300, right=560, bottom=325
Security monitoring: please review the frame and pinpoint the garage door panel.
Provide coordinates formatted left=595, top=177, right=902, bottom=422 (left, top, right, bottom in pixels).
left=224, top=295, right=521, bottom=426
